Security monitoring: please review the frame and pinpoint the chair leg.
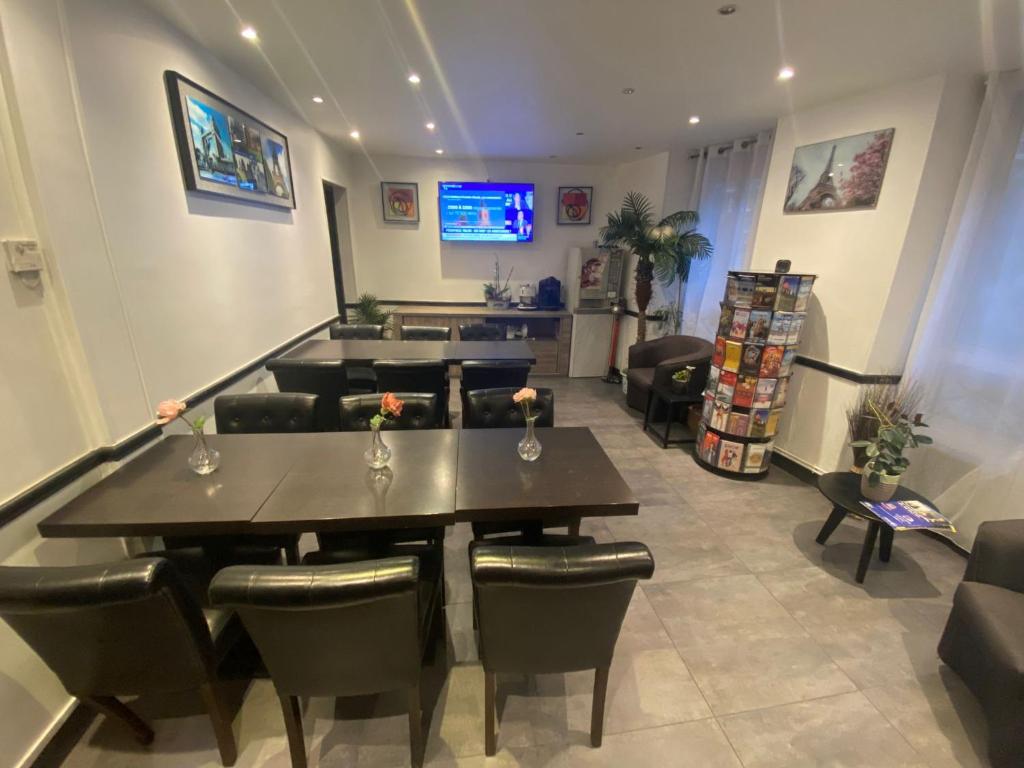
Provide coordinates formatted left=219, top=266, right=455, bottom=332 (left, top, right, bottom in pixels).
left=200, top=683, right=238, bottom=767
left=407, top=685, right=423, bottom=768
left=278, top=694, right=307, bottom=768
left=484, top=670, right=497, bottom=756
left=85, top=695, right=154, bottom=746
left=591, top=666, right=610, bottom=748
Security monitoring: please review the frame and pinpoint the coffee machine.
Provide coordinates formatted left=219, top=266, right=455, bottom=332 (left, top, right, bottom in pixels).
left=517, top=282, right=536, bottom=310
left=536, top=276, right=562, bottom=310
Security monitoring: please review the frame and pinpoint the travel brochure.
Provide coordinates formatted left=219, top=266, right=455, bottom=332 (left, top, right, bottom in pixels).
left=700, top=270, right=815, bottom=475
left=860, top=500, right=955, bottom=532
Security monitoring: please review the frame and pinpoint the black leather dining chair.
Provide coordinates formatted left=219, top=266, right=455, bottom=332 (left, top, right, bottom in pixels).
left=338, top=393, right=438, bottom=431
left=329, top=324, right=385, bottom=393
left=462, top=386, right=554, bottom=429
left=400, top=325, right=451, bottom=341
left=210, top=557, right=442, bottom=768
left=458, top=323, right=502, bottom=341
left=0, top=558, right=240, bottom=766
left=268, top=362, right=349, bottom=431
left=214, top=393, right=318, bottom=434
left=459, top=362, right=531, bottom=409
left=470, top=542, right=655, bottom=755
left=373, top=360, right=449, bottom=427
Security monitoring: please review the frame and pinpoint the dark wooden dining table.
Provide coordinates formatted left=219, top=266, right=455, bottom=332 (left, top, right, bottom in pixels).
left=37, top=428, right=637, bottom=540
left=268, top=338, right=537, bottom=368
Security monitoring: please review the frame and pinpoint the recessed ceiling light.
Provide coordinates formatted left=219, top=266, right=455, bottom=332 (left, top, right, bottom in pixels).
left=688, top=115, right=700, bottom=125
left=718, top=4, right=737, bottom=15
left=407, top=73, right=421, bottom=85
left=777, top=65, right=795, bottom=81
left=425, top=122, right=436, bottom=131
left=622, top=87, right=635, bottom=95
left=575, top=131, right=584, bottom=136
left=434, top=148, right=444, bottom=155
left=240, top=26, right=258, bottom=41
left=349, top=130, right=360, bottom=140
left=312, top=96, right=324, bottom=104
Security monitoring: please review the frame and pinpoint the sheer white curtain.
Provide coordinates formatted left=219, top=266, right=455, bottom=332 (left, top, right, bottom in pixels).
left=904, top=70, right=1024, bottom=549
left=678, top=131, right=773, bottom=340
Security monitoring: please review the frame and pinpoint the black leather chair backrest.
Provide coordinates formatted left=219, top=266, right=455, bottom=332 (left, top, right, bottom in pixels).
left=373, top=360, right=448, bottom=423
left=214, top=393, right=318, bottom=434
left=459, top=324, right=502, bottom=341
left=460, top=360, right=531, bottom=391
left=268, top=364, right=348, bottom=431
left=0, top=558, right=214, bottom=696
left=339, top=393, right=438, bottom=431
left=209, top=559, right=422, bottom=697
left=463, top=387, right=554, bottom=428
left=471, top=543, right=654, bottom=674
left=330, top=323, right=385, bottom=340
left=400, top=325, right=451, bottom=341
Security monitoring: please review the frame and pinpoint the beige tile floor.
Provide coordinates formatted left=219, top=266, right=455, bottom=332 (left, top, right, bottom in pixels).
left=60, top=378, right=989, bottom=767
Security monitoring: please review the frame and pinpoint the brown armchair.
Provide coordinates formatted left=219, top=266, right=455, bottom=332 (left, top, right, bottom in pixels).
left=625, top=335, right=714, bottom=412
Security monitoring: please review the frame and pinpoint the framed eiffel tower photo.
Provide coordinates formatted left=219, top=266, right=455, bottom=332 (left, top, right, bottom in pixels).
left=784, top=128, right=894, bottom=213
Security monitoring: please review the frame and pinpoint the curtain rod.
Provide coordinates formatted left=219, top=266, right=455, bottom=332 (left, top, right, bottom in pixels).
left=688, top=135, right=763, bottom=160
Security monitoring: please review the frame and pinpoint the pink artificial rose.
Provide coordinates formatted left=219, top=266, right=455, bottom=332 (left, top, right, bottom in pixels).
left=381, top=392, right=404, bottom=418
left=155, top=399, right=186, bottom=425
left=513, top=387, right=537, bottom=403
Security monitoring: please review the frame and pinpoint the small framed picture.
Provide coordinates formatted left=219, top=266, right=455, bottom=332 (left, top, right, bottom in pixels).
left=381, top=181, right=419, bottom=223
left=557, top=186, right=593, bottom=225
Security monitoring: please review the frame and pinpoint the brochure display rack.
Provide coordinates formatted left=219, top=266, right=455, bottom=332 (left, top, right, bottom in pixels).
left=695, top=270, right=816, bottom=478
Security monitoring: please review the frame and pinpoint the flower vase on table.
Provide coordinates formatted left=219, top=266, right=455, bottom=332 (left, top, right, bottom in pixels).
left=365, top=393, right=404, bottom=469
left=514, top=387, right=542, bottom=462
left=156, top=399, right=220, bottom=476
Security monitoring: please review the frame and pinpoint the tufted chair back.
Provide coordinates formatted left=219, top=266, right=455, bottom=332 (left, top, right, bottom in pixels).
left=458, top=324, right=502, bottom=341
left=267, top=363, right=349, bottom=431
left=463, top=387, right=554, bottom=429
left=214, top=393, right=318, bottom=434
left=400, top=325, right=451, bottom=341
left=338, top=393, right=439, bottom=431
left=330, top=323, right=385, bottom=340
left=373, top=360, right=449, bottom=426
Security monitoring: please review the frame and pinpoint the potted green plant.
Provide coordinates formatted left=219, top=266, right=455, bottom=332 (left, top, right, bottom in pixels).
left=850, top=401, right=932, bottom=502
left=600, top=192, right=712, bottom=342
left=352, top=293, right=392, bottom=335
left=846, top=381, right=922, bottom=472
left=670, top=365, right=695, bottom=394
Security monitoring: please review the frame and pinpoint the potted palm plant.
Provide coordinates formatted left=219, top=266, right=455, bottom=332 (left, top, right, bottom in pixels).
left=600, top=192, right=712, bottom=342
left=850, top=401, right=932, bottom=502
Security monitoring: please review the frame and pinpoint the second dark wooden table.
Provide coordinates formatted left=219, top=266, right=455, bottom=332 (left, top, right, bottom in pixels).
left=269, top=338, right=537, bottom=367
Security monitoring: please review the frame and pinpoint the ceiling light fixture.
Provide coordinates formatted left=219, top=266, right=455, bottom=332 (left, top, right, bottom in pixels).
left=240, top=26, right=258, bottom=41
left=777, top=65, right=795, bottom=81
left=622, top=87, right=635, bottom=95
left=425, top=122, right=436, bottom=131
left=312, top=96, right=324, bottom=104
left=408, top=73, right=421, bottom=84
left=435, top=148, right=444, bottom=155
left=718, top=4, right=737, bottom=15
left=688, top=115, right=700, bottom=125
left=349, top=130, right=360, bottom=140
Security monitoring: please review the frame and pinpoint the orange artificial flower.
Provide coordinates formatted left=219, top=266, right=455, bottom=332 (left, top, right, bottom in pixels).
left=381, top=392, right=404, bottom=418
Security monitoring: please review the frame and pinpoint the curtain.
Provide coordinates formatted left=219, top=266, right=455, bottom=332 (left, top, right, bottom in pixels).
left=677, top=131, right=773, bottom=340
left=903, top=70, right=1024, bottom=549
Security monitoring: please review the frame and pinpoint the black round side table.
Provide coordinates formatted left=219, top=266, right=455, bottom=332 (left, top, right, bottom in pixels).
left=815, top=472, right=940, bottom=584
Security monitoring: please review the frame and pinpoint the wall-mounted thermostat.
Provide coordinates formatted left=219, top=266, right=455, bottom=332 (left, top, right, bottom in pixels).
left=3, top=239, right=44, bottom=274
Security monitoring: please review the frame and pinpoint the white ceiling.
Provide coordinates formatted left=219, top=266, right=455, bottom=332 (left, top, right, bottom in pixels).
left=147, top=0, right=998, bottom=163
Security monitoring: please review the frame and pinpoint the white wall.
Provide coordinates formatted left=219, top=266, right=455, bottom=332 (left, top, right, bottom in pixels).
left=749, top=74, right=982, bottom=471
left=0, top=0, right=356, bottom=763
left=348, top=153, right=612, bottom=302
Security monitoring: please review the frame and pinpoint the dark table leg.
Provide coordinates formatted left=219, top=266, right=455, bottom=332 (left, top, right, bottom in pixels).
left=642, top=390, right=654, bottom=434
left=879, top=525, right=894, bottom=563
left=856, top=521, right=880, bottom=583
left=816, top=507, right=847, bottom=545
left=661, top=399, right=674, bottom=449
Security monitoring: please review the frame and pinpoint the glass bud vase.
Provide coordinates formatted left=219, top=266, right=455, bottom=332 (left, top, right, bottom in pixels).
left=365, top=423, right=392, bottom=469
left=517, top=415, right=542, bottom=462
left=188, top=430, right=220, bottom=475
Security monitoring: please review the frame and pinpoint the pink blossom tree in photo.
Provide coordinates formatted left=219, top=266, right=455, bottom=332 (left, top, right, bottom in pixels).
left=840, top=132, right=892, bottom=207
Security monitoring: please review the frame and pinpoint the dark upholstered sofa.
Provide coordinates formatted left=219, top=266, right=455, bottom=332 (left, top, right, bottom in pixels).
left=938, top=519, right=1024, bottom=768
left=625, top=335, right=714, bottom=413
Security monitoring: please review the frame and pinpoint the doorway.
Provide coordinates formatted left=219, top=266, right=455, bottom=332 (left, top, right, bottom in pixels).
left=323, top=181, right=354, bottom=321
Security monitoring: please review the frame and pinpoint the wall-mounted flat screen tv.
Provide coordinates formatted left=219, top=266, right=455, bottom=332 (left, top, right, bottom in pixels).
left=438, top=181, right=534, bottom=242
